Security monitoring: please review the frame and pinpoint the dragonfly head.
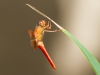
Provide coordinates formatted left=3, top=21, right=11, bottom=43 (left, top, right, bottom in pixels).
left=39, top=20, right=46, bottom=27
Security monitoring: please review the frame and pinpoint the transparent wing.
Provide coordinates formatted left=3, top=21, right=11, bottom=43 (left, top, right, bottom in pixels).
left=27, top=27, right=34, bottom=39
left=30, top=40, right=38, bottom=50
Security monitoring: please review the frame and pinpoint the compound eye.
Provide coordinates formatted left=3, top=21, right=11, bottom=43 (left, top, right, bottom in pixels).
left=39, top=21, right=43, bottom=24
left=40, top=21, right=42, bottom=24
left=43, top=20, right=46, bottom=24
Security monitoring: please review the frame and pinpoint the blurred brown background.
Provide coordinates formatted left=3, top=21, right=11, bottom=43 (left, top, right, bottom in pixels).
left=0, top=0, right=100, bottom=75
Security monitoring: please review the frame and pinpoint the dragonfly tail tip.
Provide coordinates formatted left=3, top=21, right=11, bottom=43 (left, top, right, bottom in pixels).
left=53, top=66, right=56, bottom=70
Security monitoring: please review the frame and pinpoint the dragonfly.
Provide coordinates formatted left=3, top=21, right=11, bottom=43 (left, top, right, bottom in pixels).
left=27, top=20, right=60, bottom=70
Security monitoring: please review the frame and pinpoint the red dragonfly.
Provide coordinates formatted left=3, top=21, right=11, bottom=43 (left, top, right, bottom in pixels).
left=27, top=20, right=60, bottom=70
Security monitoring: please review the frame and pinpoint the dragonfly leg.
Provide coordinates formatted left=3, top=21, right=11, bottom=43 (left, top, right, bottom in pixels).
left=47, top=20, right=51, bottom=29
left=44, top=29, right=60, bottom=32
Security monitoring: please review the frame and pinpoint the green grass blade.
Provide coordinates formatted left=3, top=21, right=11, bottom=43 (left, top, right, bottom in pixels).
left=62, top=28, right=100, bottom=75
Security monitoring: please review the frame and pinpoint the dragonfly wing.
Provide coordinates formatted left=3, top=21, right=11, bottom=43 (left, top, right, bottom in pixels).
left=27, top=27, right=34, bottom=39
left=37, top=41, right=56, bottom=70
left=30, top=40, right=38, bottom=50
